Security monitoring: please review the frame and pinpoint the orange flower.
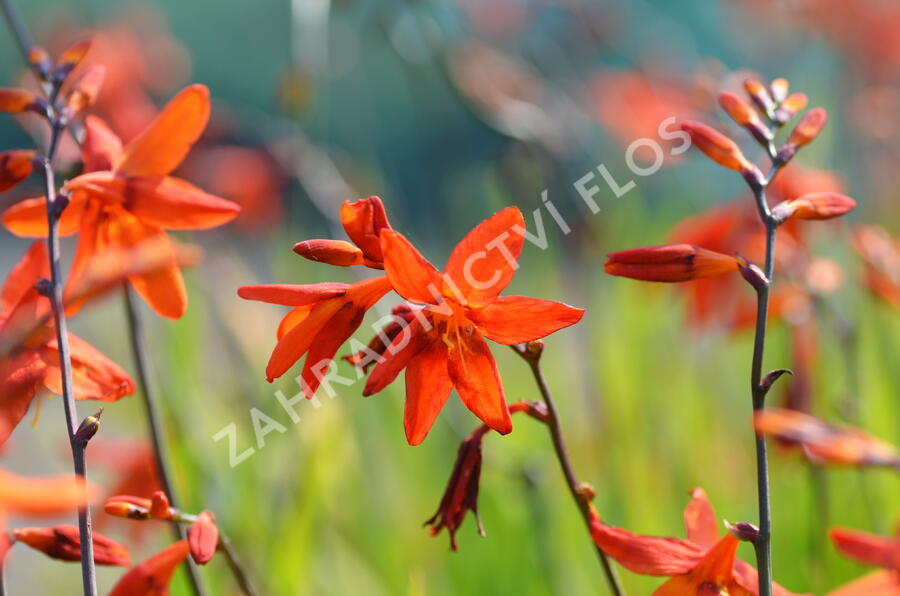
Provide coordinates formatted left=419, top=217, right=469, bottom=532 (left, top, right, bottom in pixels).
left=680, top=120, right=757, bottom=173
left=11, top=525, right=130, bottom=566
left=0, top=243, right=134, bottom=446
left=0, top=88, right=38, bottom=113
left=108, top=540, right=190, bottom=596
left=186, top=510, right=219, bottom=565
left=771, top=192, right=857, bottom=222
left=239, top=196, right=395, bottom=390
left=827, top=525, right=900, bottom=595
left=604, top=244, right=742, bottom=283
left=754, top=409, right=900, bottom=468
left=590, top=488, right=807, bottom=595
left=2, top=85, right=240, bottom=319
left=0, top=149, right=36, bottom=192
left=63, top=65, right=106, bottom=117
left=366, top=207, right=583, bottom=444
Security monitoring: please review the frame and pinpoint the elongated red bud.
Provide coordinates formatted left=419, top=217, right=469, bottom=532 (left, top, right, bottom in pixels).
left=679, top=121, right=757, bottom=174
left=771, top=192, right=856, bottom=222
left=604, top=244, right=741, bottom=283
left=65, top=66, right=106, bottom=116
left=718, top=91, right=771, bottom=146
left=54, top=38, right=92, bottom=79
left=0, top=149, right=36, bottom=191
left=293, top=239, right=365, bottom=266
left=788, top=108, right=827, bottom=148
left=187, top=511, right=219, bottom=565
left=0, top=88, right=38, bottom=113
left=104, top=500, right=150, bottom=520
left=13, top=526, right=131, bottom=566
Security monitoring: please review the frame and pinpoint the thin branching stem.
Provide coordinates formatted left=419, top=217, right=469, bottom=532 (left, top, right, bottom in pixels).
left=218, top=532, right=261, bottom=596
left=123, top=287, right=207, bottom=596
left=512, top=344, right=625, bottom=596
left=0, top=2, right=99, bottom=593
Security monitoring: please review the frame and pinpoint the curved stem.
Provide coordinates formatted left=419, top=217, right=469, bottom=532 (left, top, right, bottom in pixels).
left=218, top=532, right=260, bottom=596
left=512, top=345, right=625, bottom=596
left=123, top=287, right=207, bottom=596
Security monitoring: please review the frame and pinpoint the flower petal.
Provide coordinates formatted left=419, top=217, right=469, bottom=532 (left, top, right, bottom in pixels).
left=0, top=351, right=43, bottom=446
left=298, top=302, right=366, bottom=398
left=124, top=176, right=240, bottom=230
left=115, top=85, right=210, bottom=177
left=1, top=242, right=48, bottom=315
left=381, top=230, right=443, bottom=304
left=444, top=207, right=524, bottom=307
left=825, top=570, right=900, bottom=596
left=108, top=540, right=191, bottom=596
left=589, top=519, right=704, bottom=575
left=0, top=469, right=90, bottom=516
left=277, top=305, right=313, bottom=340
left=41, top=334, right=135, bottom=402
left=683, top=488, right=720, bottom=551
left=466, top=296, right=583, bottom=345
left=2, top=195, right=87, bottom=238
left=652, top=535, right=740, bottom=595
left=363, top=318, right=428, bottom=396
left=265, top=299, right=345, bottom=382
left=447, top=331, right=511, bottom=434
left=829, top=527, right=899, bottom=568
left=238, top=283, right=348, bottom=306
left=404, top=338, right=452, bottom=445
left=82, top=116, right=123, bottom=172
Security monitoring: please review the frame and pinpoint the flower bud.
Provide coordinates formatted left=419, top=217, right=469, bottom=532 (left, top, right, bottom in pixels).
left=771, top=192, right=856, bottom=222
left=293, top=239, right=365, bottom=267
left=13, top=525, right=131, bottom=566
left=605, top=244, right=741, bottom=283
left=773, top=93, right=808, bottom=124
left=0, top=88, right=38, bottom=113
left=770, top=78, right=789, bottom=103
left=744, top=78, right=775, bottom=114
left=0, top=149, right=36, bottom=192
left=718, top=92, right=771, bottom=146
left=27, top=46, right=52, bottom=80
left=54, top=38, right=92, bottom=80
left=725, top=521, right=760, bottom=543
left=73, top=409, right=102, bottom=443
left=187, top=511, right=219, bottom=565
left=64, top=66, right=106, bottom=117
left=787, top=108, right=827, bottom=148
left=339, top=196, right=392, bottom=264
left=150, top=491, right=173, bottom=520
left=679, top=121, right=754, bottom=172
left=739, top=259, right=769, bottom=292
left=104, top=495, right=152, bottom=520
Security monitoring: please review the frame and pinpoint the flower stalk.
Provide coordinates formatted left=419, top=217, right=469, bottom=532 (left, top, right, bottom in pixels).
left=123, top=287, right=207, bottom=596
left=512, top=342, right=624, bottom=596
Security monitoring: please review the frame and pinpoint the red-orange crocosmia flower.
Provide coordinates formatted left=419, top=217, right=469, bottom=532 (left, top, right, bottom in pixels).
left=604, top=244, right=743, bottom=283
left=0, top=242, right=134, bottom=446
left=755, top=409, right=900, bottom=469
left=366, top=207, right=584, bottom=444
left=826, top=526, right=900, bottom=595
left=12, top=525, right=130, bottom=566
left=590, top=488, right=808, bottom=595
left=0, top=149, right=36, bottom=192
left=2, top=85, right=240, bottom=319
left=239, top=196, right=394, bottom=391
left=187, top=510, right=219, bottom=565
left=108, top=540, right=191, bottom=596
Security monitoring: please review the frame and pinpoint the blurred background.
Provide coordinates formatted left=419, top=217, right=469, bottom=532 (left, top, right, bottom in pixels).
left=1, top=0, right=899, bottom=594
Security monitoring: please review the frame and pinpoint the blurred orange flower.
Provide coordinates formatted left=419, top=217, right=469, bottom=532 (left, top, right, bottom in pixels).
left=2, top=85, right=240, bottom=319
left=755, top=409, right=900, bottom=468
left=0, top=242, right=134, bottom=446
left=366, top=207, right=583, bottom=444
left=590, top=488, right=808, bottom=595
left=827, top=525, right=900, bottom=595
left=853, top=225, right=900, bottom=309
left=11, top=525, right=130, bottom=566
left=108, top=539, right=190, bottom=596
